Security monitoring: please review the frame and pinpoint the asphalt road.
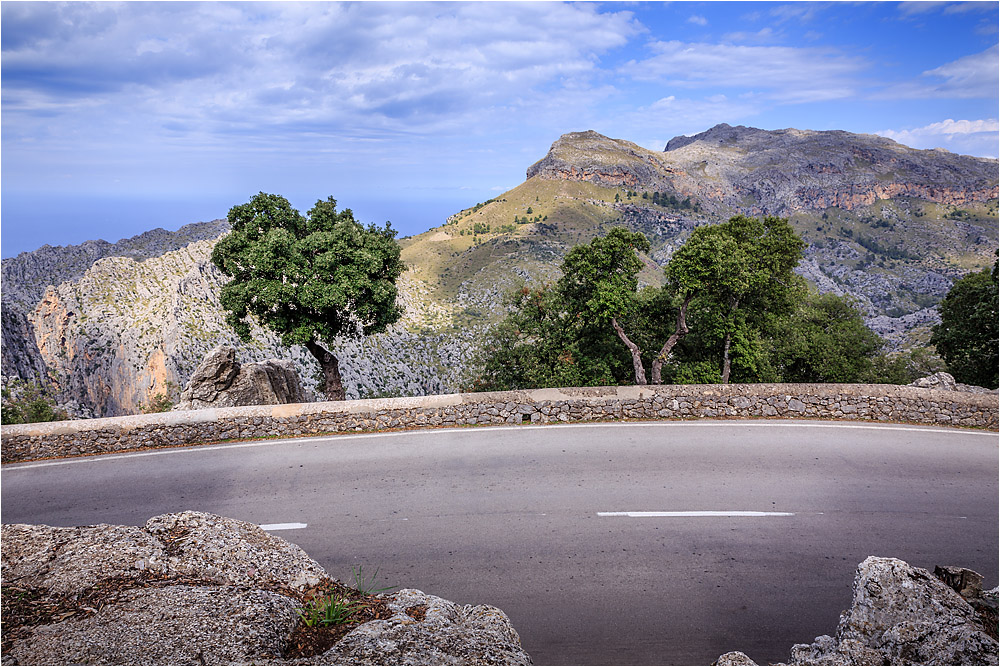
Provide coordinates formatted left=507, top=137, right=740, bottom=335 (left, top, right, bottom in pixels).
left=2, top=420, right=997, bottom=665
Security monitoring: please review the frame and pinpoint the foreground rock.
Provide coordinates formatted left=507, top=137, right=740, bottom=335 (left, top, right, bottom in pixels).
left=172, top=345, right=307, bottom=410
left=1, top=511, right=531, bottom=665
left=715, top=556, right=998, bottom=666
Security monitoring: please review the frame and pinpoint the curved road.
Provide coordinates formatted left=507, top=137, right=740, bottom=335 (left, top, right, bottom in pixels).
left=2, top=420, right=997, bottom=665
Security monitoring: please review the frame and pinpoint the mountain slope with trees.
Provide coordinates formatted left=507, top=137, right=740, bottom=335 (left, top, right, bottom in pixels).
left=2, top=125, right=996, bottom=417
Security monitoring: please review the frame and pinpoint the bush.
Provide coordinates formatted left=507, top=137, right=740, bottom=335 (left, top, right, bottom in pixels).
left=1, top=380, right=68, bottom=425
left=139, top=381, right=180, bottom=413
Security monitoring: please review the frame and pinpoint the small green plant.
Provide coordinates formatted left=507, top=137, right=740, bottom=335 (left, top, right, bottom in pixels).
left=351, top=565, right=396, bottom=595
left=139, top=381, right=179, bottom=414
left=297, top=594, right=362, bottom=627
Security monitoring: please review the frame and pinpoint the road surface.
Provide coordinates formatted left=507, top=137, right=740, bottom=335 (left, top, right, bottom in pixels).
left=3, top=420, right=997, bottom=665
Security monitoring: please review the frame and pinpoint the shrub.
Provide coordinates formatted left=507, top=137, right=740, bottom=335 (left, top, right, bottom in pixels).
left=1, top=380, right=68, bottom=425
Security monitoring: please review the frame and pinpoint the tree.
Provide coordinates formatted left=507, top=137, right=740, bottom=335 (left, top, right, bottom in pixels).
left=688, top=216, right=804, bottom=383
left=770, top=292, right=884, bottom=383
left=557, top=228, right=651, bottom=384
left=466, top=285, right=621, bottom=391
left=212, top=193, right=404, bottom=400
left=930, top=259, right=999, bottom=388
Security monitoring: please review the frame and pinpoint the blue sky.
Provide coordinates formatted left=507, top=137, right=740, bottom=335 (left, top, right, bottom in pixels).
left=2, top=1, right=997, bottom=257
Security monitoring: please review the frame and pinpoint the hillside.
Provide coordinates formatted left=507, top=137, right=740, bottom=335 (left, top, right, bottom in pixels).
left=2, top=124, right=997, bottom=417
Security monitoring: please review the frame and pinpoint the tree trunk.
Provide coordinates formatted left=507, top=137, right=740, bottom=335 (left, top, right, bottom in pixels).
left=720, top=330, right=733, bottom=384
left=720, top=296, right=739, bottom=385
left=611, top=317, right=647, bottom=385
left=651, top=295, right=693, bottom=384
left=305, top=340, right=346, bottom=401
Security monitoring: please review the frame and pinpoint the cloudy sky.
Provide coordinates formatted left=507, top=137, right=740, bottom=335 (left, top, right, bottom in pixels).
left=2, top=1, right=997, bottom=257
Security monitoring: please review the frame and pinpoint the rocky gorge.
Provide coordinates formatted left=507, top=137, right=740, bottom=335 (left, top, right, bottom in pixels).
left=2, top=124, right=996, bottom=419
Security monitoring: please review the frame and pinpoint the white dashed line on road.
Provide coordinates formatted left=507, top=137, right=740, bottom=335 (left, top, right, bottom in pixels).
left=598, top=511, right=797, bottom=517
left=259, top=522, right=308, bottom=530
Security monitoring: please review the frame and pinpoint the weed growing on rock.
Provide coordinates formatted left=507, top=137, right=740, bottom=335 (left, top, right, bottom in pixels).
left=297, top=594, right=361, bottom=627
left=351, top=565, right=396, bottom=595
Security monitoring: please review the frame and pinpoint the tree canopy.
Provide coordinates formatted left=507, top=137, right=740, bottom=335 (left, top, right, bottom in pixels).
left=212, top=192, right=404, bottom=400
left=470, top=216, right=901, bottom=392
left=930, top=258, right=998, bottom=389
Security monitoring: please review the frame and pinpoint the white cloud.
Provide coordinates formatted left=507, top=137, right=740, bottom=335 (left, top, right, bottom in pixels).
left=625, top=40, right=866, bottom=103
left=876, top=119, right=999, bottom=158
left=721, top=27, right=777, bottom=43
left=899, top=1, right=997, bottom=16
left=687, top=15, right=708, bottom=26
left=2, top=2, right=643, bottom=145
left=922, top=45, right=999, bottom=98
left=875, top=45, right=999, bottom=100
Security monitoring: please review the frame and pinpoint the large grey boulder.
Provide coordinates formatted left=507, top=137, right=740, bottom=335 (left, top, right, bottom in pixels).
left=172, top=345, right=307, bottom=410
left=302, top=588, right=531, bottom=665
left=715, top=556, right=998, bottom=666
left=911, top=371, right=997, bottom=394
left=1, top=511, right=531, bottom=666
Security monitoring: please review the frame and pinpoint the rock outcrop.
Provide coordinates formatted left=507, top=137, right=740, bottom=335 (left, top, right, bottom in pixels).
left=911, top=371, right=998, bottom=394
left=714, top=556, right=999, bottom=666
left=1, top=511, right=532, bottom=665
left=172, top=346, right=307, bottom=410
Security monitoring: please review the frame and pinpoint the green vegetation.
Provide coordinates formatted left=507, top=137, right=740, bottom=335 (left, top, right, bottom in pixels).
left=297, top=595, right=362, bottom=628
left=212, top=193, right=404, bottom=400
left=139, top=381, right=180, bottom=413
left=351, top=565, right=395, bottom=595
left=641, top=190, right=701, bottom=212
left=930, top=257, right=999, bottom=388
left=1, top=380, right=67, bottom=425
left=470, top=217, right=908, bottom=391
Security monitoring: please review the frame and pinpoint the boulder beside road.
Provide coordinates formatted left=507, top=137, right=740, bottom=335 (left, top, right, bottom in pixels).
left=1, top=511, right=532, bottom=665
left=715, top=556, right=999, bottom=666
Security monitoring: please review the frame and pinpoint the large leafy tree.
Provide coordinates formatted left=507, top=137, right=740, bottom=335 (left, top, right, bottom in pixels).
left=557, top=227, right=652, bottom=384
left=468, top=285, right=622, bottom=391
left=930, top=259, right=999, bottom=389
left=212, top=193, right=404, bottom=400
left=471, top=217, right=894, bottom=392
left=697, top=216, right=804, bottom=383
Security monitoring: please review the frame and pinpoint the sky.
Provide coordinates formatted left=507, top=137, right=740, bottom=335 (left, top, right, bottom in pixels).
left=2, top=1, right=998, bottom=258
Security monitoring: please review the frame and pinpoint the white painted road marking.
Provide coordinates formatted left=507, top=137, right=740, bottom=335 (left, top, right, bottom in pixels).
left=259, top=522, right=307, bottom=530
left=598, top=511, right=796, bottom=517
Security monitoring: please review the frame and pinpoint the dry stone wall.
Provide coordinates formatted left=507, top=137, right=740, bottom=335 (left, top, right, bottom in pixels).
left=2, top=383, right=996, bottom=464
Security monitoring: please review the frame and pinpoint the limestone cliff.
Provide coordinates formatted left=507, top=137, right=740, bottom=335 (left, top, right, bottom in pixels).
left=13, top=234, right=472, bottom=417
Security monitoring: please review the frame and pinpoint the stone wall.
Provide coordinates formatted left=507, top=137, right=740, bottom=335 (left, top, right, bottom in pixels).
left=2, top=383, right=996, bottom=464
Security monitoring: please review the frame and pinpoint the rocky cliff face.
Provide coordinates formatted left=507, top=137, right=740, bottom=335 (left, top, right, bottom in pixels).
left=3, top=225, right=474, bottom=417
left=529, top=125, right=997, bottom=217
left=1, top=221, right=231, bottom=390
left=527, top=125, right=997, bottom=337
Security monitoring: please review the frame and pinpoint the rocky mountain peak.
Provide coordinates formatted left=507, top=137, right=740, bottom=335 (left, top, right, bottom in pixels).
left=530, top=123, right=997, bottom=217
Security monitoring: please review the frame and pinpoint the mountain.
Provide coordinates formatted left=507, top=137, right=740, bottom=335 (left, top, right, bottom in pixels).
left=2, top=125, right=997, bottom=417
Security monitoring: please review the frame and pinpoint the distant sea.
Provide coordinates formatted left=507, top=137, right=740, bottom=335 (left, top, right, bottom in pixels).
left=1, top=191, right=480, bottom=258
